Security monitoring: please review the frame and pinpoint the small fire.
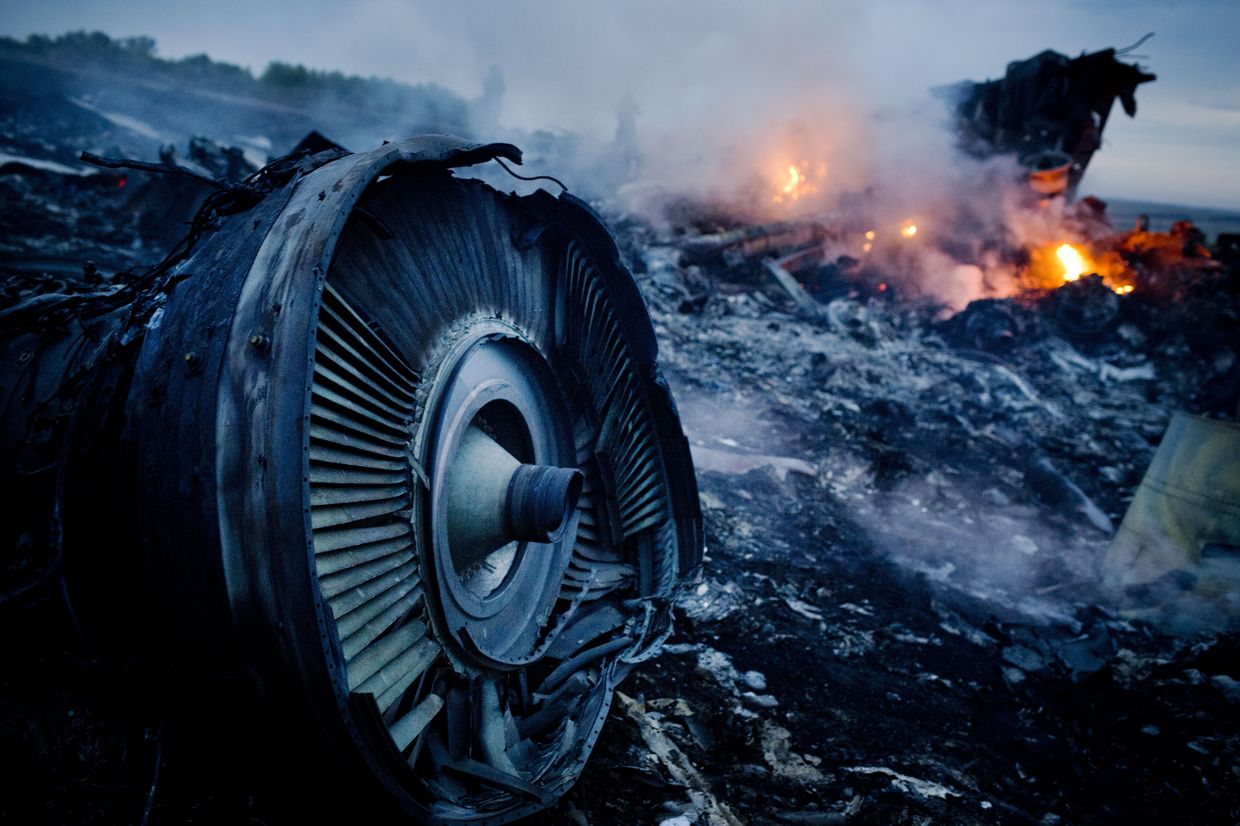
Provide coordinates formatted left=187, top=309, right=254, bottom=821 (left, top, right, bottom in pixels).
left=772, top=160, right=825, bottom=205
left=785, top=165, right=803, bottom=194
left=1039, top=242, right=1133, bottom=295
left=900, top=223, right=918, bottom=239
left=1056, top=243, right=1088, bottom=282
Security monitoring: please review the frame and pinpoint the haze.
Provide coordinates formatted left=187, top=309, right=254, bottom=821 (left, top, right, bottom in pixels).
left=5, top=0, right=1239, bottom=209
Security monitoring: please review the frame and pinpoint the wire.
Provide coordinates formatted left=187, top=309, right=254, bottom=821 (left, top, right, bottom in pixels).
left=1116, top=32, right=1155, bottom=56
left=139, top=675, right=171, bottom=826
left=80, top=151, right=229, bottom=191
left=492, top=158, right=568, bottom=193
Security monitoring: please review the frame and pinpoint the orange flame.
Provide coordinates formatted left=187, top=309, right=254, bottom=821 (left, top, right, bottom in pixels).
left=900, top=223, right=918, bottom=239
left=1056, top=243, right=1088, bottom=282
left=784, top=165, right=802, bottom=192
left=1037, top=242, right=1133, bottom=295
left=772, top=161, right=825, bottom=205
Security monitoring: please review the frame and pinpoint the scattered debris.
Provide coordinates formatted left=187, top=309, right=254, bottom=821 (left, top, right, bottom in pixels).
left=2, top=33, right=1238, bottom=826
left=761, top=724, right=825, bottom=783
left=617, top=692, right=744, bottom=826
left=846, top=766, right=961, bottom=801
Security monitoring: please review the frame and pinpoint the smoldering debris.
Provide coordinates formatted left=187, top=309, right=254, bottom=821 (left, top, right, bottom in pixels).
left=1, top=32, right=1239, bottom=826
left=568, top=56, right=1238, bottom=816
left=558, top=196, right=1238, bottom=822
left=630, top=198, right=1238, bottom=623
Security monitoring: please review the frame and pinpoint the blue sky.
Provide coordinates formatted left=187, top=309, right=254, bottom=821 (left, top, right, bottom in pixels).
left=5, top=0, right=1238, bottom=209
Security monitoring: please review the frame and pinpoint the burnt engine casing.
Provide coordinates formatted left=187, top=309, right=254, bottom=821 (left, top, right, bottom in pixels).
left=0, top=135, right=701, bottom=823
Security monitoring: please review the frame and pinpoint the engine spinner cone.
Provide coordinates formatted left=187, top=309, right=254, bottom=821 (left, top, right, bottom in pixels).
left=444, top=425, right=584, bottom=570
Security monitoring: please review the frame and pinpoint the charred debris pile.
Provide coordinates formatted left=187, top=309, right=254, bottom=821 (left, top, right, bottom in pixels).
left=579, top=232, right=1240, bottom=822
left=562, top=43, right=1239, bottom=826
left=1, top=35, right=1239, bottom=826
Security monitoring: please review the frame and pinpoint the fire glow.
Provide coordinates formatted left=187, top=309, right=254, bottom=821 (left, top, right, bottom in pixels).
left=772, top=161, right=826, bottom=205
left=1043, top=242, right=1134, bottom=295
left=1056, top=243, right=1088, bottom=281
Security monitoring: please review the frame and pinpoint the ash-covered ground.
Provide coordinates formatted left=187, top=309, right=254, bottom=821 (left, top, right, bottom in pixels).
left=3, top=39, right=1240, bottom=826
left=543, top=219, right=1240, bottom=824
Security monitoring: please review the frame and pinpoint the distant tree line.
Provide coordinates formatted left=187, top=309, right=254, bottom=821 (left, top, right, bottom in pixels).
left=0, top=31, right=472, bottom=130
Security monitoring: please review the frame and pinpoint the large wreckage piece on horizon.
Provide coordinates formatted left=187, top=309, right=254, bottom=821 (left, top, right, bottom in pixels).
left=0, top=134, right=702, bottom=823
left=944, top=40, right=1157, bottom=199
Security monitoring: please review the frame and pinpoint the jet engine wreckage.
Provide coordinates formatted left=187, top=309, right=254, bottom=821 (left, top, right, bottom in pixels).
left=0, top=134, right=702, bottom=823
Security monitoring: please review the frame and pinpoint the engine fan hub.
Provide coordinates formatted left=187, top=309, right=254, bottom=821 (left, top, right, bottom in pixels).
left=419, top=322, right=579, bottom=668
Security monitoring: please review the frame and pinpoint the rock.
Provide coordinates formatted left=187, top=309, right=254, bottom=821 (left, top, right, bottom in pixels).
left=741, top=670, right=768, bottom=692
left=1003, top=644, right=1048, bottom=672
left=741, top=692, right=779, bottom=709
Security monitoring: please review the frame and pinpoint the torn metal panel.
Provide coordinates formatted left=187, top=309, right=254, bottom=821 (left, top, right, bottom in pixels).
left=945, top=45, right=1156, bottom=198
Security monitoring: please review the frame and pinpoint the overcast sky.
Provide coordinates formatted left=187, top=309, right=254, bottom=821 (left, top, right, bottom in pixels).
left=6, top=0, right=1239, bottom=209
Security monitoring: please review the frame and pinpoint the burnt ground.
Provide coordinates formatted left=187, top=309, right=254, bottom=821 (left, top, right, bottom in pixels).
left=542, top=238, right=1240, bottom=823
left=3, top=70, right=1240, bottom=825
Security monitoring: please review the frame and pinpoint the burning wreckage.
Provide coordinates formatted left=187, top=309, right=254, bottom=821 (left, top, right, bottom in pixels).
left=1, top=35, right=1240, bottom=826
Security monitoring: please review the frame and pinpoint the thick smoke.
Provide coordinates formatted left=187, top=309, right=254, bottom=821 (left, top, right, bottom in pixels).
left=611, top=85, right=1050, bottom=310
left=9, top=6, right=1169, bottom=311
left=415, top=3, right=1103, bottom=311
